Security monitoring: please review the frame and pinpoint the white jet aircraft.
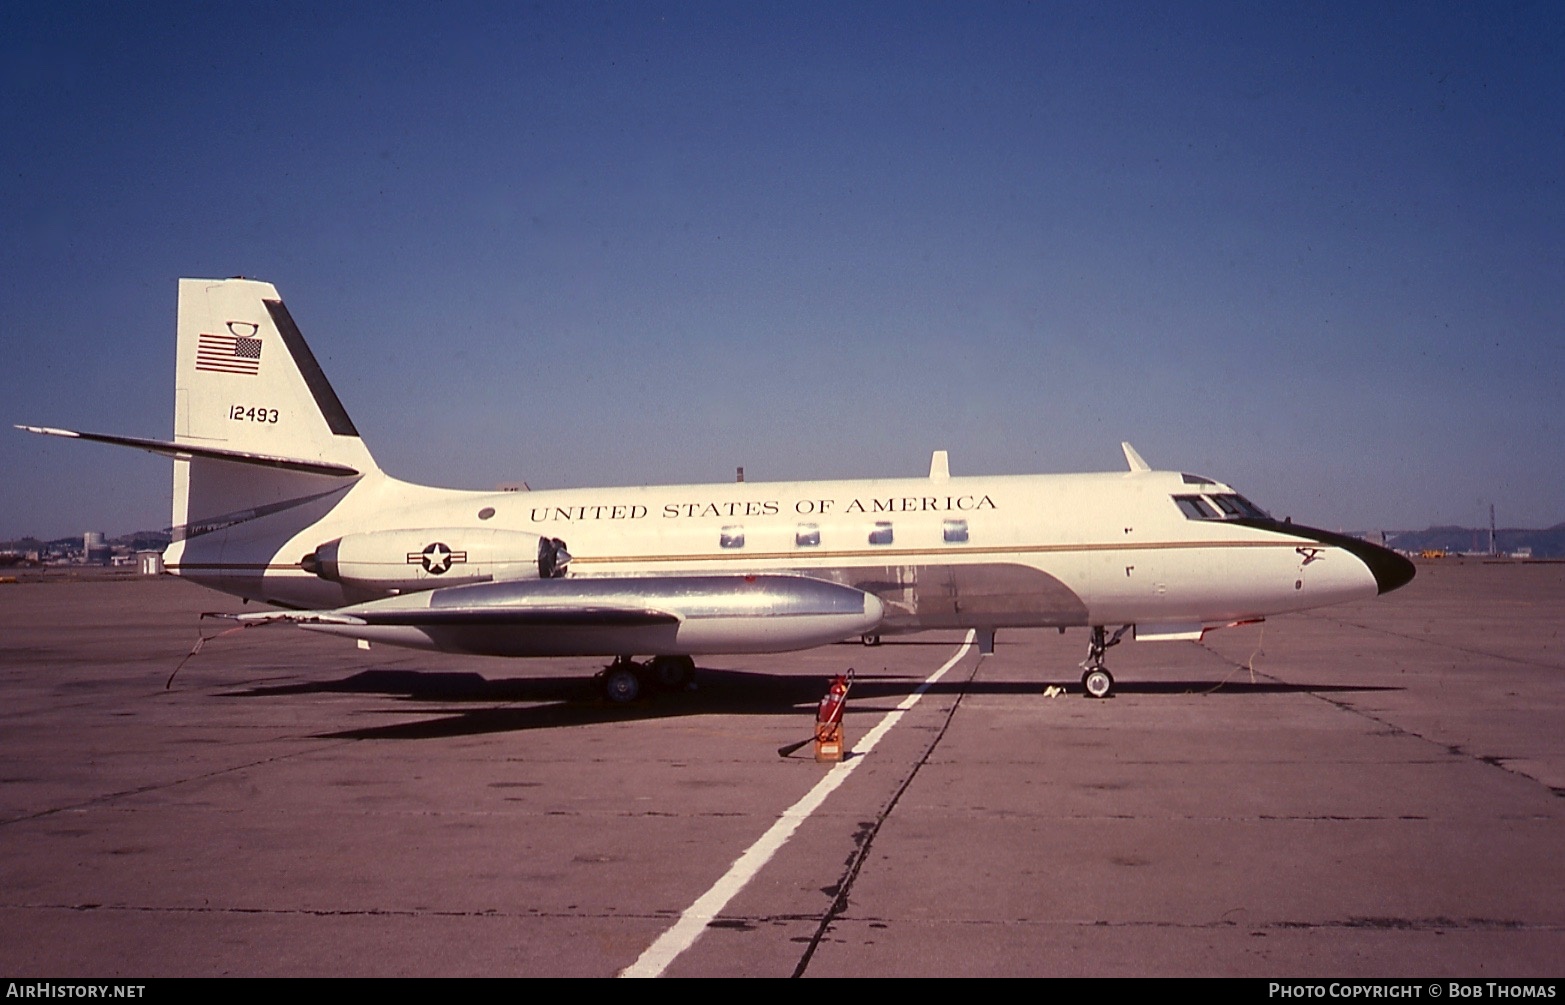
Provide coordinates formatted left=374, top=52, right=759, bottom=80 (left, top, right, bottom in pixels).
left=20, top=278, right=1414, bottom=701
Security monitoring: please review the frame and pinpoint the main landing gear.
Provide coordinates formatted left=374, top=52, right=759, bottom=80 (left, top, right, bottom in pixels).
left=1079, top=625, right=1130, bottom=699
left=598, top=655, right=697, bottom=703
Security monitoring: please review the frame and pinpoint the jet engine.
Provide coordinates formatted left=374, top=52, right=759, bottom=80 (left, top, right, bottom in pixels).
left=301, top=528, right=570, bottom=594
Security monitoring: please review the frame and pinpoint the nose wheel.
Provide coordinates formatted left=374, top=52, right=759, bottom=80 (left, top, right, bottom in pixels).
left=1081, top=666, right=1115, bottom=699
left=1079, top=625, right=1128, bottom=699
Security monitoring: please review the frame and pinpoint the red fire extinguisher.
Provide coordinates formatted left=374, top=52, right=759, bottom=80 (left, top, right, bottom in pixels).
left=813, top=668, right=854, bottom=762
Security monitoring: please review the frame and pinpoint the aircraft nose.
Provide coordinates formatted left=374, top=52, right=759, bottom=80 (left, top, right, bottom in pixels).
left=1314, top=532, right=1414, bottom=594
left=1265, top=521, right=1416, bottom=595
left=1343, top=538, right=1416, bottom=594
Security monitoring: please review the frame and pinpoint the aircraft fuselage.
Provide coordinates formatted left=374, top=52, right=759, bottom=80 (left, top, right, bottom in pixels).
left=166, top=465, right=1408, bottom=645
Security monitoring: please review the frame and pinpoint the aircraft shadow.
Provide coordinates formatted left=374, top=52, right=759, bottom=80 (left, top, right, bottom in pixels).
left=218, top=666, right=1402, bottom=742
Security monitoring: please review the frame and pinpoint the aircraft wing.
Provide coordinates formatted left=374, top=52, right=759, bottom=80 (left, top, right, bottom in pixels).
left=213, top=574, right=884, bottom=659
left=208, top=609, right=369, bottom=627
left=210, top=606, right=678, bottom=628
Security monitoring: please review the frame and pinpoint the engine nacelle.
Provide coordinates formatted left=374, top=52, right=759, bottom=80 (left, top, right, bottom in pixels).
left=302, top=529, right=569, bottom=594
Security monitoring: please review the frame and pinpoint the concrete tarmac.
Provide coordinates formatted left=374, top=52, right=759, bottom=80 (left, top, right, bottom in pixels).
left=0, top=562, right=1560, bottom=977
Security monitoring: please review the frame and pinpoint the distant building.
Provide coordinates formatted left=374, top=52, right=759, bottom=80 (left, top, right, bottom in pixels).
left=137, top=551, right=165, bottom=576
left=84, top=531, right=111, bottom=565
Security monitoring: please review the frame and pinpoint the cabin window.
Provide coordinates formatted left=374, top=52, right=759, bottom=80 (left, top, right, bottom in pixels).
left=943, top=518, right=969, bottom=543
left=477, top=507, right=496, bottom=520
left=795, top=523, right=820, bottom=547
left=868, top=521, right=893, bottom=545
left=719, top=526, right=745, bottom=549
left=1174, top=495, right=1219, bottom=520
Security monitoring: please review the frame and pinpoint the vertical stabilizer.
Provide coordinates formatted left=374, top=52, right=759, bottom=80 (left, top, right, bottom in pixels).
left=167, top=280, right=377, bottom=598
left=174, top=279, right=375, bottom=472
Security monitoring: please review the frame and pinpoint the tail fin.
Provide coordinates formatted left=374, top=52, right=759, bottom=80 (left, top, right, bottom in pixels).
left=174, top=278, right=376, bottom=474
left=168, top=279, right=379, bottom=595
left=19, top=279, right=378, bottom=602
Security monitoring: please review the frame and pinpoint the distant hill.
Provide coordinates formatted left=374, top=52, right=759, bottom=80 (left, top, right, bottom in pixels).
left=1386, top=523, right=1565, bottom=558
left=113, top=529, right=172, bottom=551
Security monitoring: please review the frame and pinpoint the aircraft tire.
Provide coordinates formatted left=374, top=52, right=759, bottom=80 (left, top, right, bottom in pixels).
left=1082, top=668, right=1114, bottom=699
left=603, top=665, right=643, bottom=703
left=649, top=655, right=695, bottom=690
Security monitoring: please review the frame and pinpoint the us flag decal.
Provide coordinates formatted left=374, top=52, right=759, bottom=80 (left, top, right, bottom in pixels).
left=196, top=332, right=263, bottom=375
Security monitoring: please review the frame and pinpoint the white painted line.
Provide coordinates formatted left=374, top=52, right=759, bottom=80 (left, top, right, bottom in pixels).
left=619, top=630, right=977, bottom=978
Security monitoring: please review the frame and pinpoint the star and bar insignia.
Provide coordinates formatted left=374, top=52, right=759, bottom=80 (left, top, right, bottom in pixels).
left=407, top=542, right=468, bottom=574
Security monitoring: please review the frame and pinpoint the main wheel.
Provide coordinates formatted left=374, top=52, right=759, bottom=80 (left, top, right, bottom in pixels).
left=602, top=665, right=643, bottom=703
left=1081, top=667, right=1114, bottom=699
left=649, top=655, right=695, bottom=690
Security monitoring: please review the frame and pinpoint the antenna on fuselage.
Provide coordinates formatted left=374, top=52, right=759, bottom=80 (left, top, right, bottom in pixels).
left=1121, top=442, right=1150, bottom=473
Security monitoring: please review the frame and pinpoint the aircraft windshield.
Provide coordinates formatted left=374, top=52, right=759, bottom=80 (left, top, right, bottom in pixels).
left=1172, top=493, right=1270, bottom=521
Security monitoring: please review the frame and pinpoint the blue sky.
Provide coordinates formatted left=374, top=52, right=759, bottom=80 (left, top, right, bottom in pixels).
left=3, top=2, right=1561, bottom=539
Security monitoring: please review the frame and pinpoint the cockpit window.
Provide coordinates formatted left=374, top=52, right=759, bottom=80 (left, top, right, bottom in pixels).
left=1211, top=494, right=1268, bottom=518
left=1172, top=493, right=1269, bottom=521
left=1174, top=495, right=1220, bottom=520
left=1181, top=473, right=1217, bottom=485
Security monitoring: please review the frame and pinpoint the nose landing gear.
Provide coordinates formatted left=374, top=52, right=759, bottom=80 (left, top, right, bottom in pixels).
left=1079, top=625, right=1129, bottom=698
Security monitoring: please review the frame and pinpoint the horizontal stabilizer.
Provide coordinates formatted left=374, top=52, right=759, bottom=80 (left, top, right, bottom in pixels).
left=16, top=425, right=360, bottom=477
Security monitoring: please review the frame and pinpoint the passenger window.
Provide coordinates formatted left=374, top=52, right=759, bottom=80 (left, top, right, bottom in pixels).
left=868, top=521, right=893, bottom=545
left=795, top=523, right=820, bottom=547
left=943, top=519, right=969, bottom=543
left=719, top=526, right=744, bottom=549
left=1174, top=495, right=1219, bottom=520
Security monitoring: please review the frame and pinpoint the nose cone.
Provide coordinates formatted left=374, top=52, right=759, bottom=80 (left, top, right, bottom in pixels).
left=1263, top=521, right=1416, bottom=595
left=1345, top=539, right=1416, bottom=594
